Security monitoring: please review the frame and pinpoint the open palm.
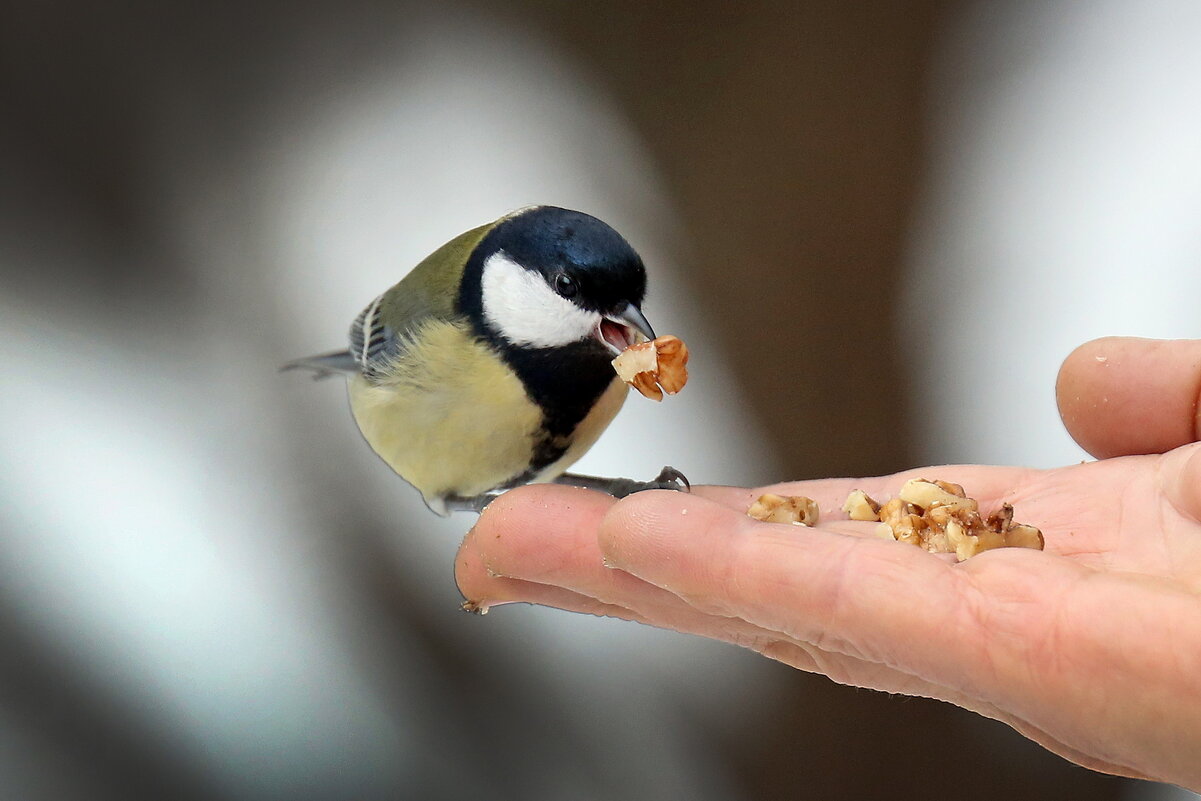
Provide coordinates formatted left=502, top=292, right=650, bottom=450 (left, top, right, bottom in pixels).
left=456, top=337, right=1201, bottom=790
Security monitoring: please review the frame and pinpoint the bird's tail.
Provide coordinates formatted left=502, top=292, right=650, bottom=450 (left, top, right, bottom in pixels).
left=280, top=349, right=358, bottom=380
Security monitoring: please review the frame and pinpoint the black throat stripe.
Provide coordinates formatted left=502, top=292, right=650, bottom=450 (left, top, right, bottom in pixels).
left=458, top=217, right=628, bottom=480
left=494, top=339, right=618, bottom=481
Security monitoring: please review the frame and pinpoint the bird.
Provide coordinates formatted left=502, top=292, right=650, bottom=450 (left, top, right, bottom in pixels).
left=284, top=205, right=689, bottom=515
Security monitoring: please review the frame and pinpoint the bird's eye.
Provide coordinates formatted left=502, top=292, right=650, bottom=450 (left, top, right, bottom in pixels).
left=554, top=273, right=578, bottom=298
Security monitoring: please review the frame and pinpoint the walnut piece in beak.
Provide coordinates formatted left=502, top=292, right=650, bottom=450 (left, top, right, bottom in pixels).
left=611, top=335, right=690, bottom=401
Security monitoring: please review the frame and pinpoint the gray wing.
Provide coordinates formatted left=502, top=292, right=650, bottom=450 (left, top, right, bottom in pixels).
left=279, top=349, right=359, bottom=379
left=281, top=294, right=403, bottom=381
left=348, top=293, right=405, bottom=380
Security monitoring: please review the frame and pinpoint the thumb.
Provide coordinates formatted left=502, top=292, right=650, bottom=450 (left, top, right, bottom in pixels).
left=1056, top=337, right=1201, bottom=459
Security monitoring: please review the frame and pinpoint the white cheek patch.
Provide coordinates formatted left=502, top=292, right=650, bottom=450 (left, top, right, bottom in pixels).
left=480, top=251, right=600, bottom=348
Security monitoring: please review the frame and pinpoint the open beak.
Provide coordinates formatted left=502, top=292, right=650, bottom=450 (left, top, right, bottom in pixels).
left=595, top=303, right=656, bottom=356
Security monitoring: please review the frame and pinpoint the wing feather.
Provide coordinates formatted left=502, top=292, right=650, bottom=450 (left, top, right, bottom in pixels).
left=343, top=221, right=498, bottom=381
left=348, top=293, right=404, bottom=379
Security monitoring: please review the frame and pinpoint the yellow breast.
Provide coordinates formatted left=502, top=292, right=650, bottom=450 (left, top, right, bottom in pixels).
left=347, top=318, right=626, bottom=509
left=348, top=319, right=541, bottom=504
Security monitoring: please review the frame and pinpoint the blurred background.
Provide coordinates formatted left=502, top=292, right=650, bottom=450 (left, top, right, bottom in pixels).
left=3, top=0, right=1200, bottom=799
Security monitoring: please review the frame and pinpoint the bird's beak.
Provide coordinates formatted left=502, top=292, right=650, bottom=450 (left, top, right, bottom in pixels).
left=595, top=303, right=656, bottom=356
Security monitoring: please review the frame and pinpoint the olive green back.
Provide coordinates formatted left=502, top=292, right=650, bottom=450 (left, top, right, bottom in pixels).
left=377, top=222, right=495, bottom=334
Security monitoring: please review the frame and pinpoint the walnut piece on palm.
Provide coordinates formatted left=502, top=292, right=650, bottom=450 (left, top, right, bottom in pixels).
left=745, top=479, right=1044, bottom=562
left=858, top=479, right=1044, bottom=561
left=747, top=493, right=820, bottom=527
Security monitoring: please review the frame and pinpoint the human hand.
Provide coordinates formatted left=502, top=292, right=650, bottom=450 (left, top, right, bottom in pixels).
left=455, top=337, right=1201, bottom=789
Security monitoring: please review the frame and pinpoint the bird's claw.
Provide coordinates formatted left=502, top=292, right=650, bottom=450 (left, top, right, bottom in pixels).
left=651, top=466, right=690, bottom=493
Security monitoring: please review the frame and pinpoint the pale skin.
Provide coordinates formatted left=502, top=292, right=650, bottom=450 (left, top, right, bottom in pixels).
left=455, top=336, right=1201, bottom=790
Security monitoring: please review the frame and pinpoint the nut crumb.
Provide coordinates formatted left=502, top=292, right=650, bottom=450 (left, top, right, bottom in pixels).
left=744, top=483, right=1044, bottom=561
left=842, top=490, right=881, bottom=521
left=839, top=483, right=1043, bottom=561
left=747, top=494, right=819, bottom=527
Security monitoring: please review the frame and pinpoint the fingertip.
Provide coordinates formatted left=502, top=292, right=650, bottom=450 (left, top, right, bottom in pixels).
left=476, top=483, right=611, bottom=542
left=454, top=520, right=497, bottom=602
left=1056, top=337, right=1123, bottom=458
left=477, top=483, right=566, bottom=530
left=458, top=485, right=544, bottom=573
left=1056, top=337, right=1201, bottom=458
left=598, top=489, right=755, bottom=573
left=466, top=483, right=618, bottom=582
left=597, top=489, right=671, bottom=568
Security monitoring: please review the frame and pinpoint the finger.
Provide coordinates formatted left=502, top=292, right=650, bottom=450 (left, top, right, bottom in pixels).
left=1057, top=336, right=1201, bottom=458
left=457, top=494, right=986, bottom=699
left=458, top=485, right=845, bottom=639
left=457, top=485, right=960, bottom=688
left=459, top=484, right=690, bottom=605
left=458, top=485, right=758, bottom=627
left=455, top=526, right=638, bottom=619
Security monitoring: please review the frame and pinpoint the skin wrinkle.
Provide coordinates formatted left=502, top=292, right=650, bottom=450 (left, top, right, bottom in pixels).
left=1159, top=607, right=1201, bottom=782
left=1190, top=349, right=1201, bottom=442
left=1108, top=471, right=1137, bottom=573
left=848, top=544, right=974, bottom=678
left=715, top=511, right=994, bottom=690
left=1019, top=565, right=1079, bottom=708
left=703, top=523, right=897, bottom=666
left=758, top=640, right=820, bottom=673
left=1081, top=583, right=1172, bottom=765
left=1019, top=569, right=1101, bottom=745
left=606, top=565, right=748, bottom=627
left=613, top=493, right=752, bottom=620
left=1159, top=444, right=1201, bottom=530
left=1150, top=458, right=1187, bottom=586
left=730, top=527, right=872, bottom=660
left=684, top=505, right=747, bottom=618
left=1052, top=571, right=1201, bottom=775
left=721, top=523, right=989, bottom=693
left=1118, top=454, right=1201, bottom=590
left=761, top=637, right=1141, bottom=778
left=805, top=535, right=861, bottom=658
left=955, top=561, right=1012, bottom=701
left=962, top=559, right=1191, bottom=770
left=624, top=546, right=948, bottom=686
left=1002, top=714, right=1146, bottom=780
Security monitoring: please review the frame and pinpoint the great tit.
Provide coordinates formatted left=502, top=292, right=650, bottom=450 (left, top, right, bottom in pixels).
left=285, top=206, right=688, bottom=515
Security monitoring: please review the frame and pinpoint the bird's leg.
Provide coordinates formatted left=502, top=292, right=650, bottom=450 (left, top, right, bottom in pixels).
left=552, top=466, right=690, bottom=498
left=442, top=493, right=504, bottom=514
left=442, top=467, right=690, bottom=516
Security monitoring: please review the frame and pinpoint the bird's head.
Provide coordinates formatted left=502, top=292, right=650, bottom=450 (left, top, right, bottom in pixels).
left=462, top=206, right=655, bottom=356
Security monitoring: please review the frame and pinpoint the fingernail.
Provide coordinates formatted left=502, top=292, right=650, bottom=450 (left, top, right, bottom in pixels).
left=460, top=599, right=517, bottom=615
